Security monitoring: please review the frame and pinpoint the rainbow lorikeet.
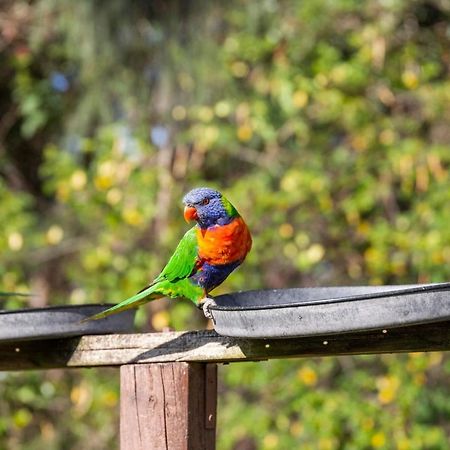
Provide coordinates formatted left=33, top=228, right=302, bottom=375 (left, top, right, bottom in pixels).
left=88, top=187, right=252, bottom=320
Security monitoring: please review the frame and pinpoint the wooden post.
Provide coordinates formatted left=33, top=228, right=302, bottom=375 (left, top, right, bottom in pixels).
left=120, top=362, right=217, bottom=450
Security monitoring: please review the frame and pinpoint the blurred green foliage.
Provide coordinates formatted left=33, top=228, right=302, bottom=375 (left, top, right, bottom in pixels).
left=1, top=0, right=450, bottom=448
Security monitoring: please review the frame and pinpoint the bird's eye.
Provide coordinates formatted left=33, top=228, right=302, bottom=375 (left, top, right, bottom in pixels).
left=201, top=198, right=210, bottom=206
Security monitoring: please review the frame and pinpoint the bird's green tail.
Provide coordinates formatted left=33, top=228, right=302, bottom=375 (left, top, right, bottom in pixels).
left=84, top=285, right=163, bottom=321
left=84, top=277, right=203, bottom=321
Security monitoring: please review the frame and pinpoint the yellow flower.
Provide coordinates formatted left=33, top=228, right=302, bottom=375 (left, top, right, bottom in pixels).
left=397, top=438, right=410, bottom=450
left=297, top=366, right=318, bottom=386
left=262, top=433, right=279, bottom=449
left=292, top=90, right=308, bottom=109
left=46, top=225, right=64, bottom=245
left=106, top=188, right=123, bottom=205
left=95, top=161, right=117, bottom=190
left=289, top=421, right=303, bottom=437
left=122, top=208, right=144, bottom=227
left=197, top=106, right=214, bottom=122
left=379, top=129, right=396, bottom=145
left=376, top=375, right=399, bottom=404
left=371, top=432, right=386, bottom=448
left=351, top=134, right=368, bottom=152
left=56, top=182, right=70, bottom=201
left=306, top=244, right=325, bottom=264
left=280, top=170, right=300, bottom=192
left=8, top=231, right=23, bottom=251
left=319, top=438, right=335, bottom=450
left=94, top=174, right=113, bottom=191
left=237, top=124, right=253, bottom=142
left=101, top=390, right=118, bottom=407
left=13, top=409, right=32, bottom=428
left=279, top=223, right=294, bottom=239
left=152, top=311, right=170, bottom=331
left=428, top=352, right=443, bottom=367
left=402, top=70, right=419, bottom=89
left=70, top=170, right=87, bottom=190
left=70, top=381, right=93, bottom=417
left=214, top=101, right=231, bottom=118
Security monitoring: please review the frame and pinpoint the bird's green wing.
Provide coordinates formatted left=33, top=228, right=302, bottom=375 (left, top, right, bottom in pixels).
left=84, top=226, right=200, bottom=321
left=152, top=226, right=199, bottom=283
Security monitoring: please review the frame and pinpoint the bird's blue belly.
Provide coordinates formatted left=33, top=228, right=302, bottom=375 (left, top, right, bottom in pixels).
left=190, top=261, right=240, bottom=292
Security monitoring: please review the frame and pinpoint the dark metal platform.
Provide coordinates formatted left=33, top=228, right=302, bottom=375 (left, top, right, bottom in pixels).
left=211, top=283, right=450, bottom=338
left=0, top=304, right=135, bottom=342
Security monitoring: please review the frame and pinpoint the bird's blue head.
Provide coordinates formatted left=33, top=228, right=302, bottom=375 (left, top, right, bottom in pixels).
left=182, top=187, right=238, bottom=228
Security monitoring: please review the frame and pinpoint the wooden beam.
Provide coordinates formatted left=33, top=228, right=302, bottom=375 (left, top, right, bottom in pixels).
left=120, top=363, right=217, bottom=450
left=1, top=320, right=450, bottom=371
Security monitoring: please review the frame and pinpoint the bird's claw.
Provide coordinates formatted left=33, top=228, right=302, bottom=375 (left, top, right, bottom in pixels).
left=198, top=297, right=216, bottom=321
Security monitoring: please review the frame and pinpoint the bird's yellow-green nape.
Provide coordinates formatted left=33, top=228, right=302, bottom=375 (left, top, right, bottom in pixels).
left=221, top=195, right=239, bottom=218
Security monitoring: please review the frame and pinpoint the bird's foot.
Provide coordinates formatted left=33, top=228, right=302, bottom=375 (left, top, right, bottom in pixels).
left=197, top=297, right=216, bottom=321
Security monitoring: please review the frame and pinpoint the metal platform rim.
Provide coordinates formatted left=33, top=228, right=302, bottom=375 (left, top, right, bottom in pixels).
left=211, top=282, right=450, bottom=312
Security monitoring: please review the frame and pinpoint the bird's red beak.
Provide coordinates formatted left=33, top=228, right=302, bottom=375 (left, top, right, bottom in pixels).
left=184, top=206, right=198, bottom=223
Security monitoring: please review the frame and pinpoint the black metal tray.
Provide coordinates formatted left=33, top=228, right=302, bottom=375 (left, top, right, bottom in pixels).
left=0, top=304, right=135, bottom=343
left=210, top=283, right=450, bottom=338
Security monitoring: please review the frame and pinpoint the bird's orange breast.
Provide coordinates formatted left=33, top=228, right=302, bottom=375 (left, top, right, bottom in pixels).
left=197, top=217, right=252, bottom=266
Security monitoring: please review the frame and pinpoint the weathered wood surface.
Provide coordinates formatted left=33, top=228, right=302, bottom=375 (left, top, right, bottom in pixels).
left=1, top=320, right=450, bottom=371
left=120, top=363, right=217, bottom=450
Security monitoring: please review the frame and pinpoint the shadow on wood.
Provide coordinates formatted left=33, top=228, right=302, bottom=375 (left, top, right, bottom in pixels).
left=123, top=320, right=450, bottom=365
left=0, top=337, right=81, bottom=370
